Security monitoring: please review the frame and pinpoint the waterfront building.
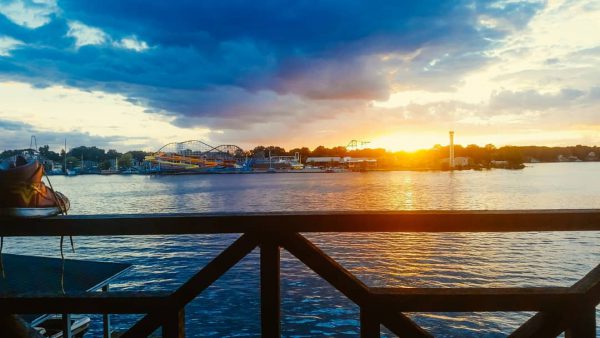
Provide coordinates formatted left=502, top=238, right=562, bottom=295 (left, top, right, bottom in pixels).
left=490, top=160, right=509, bottom=168
left=586, top=151, right=597, bottom=161
left=306, top=157, right=377, bottom=169
left=305, top=157, right=343, bottom=168
left=252, top=153, right=304, bottom=170
left=441, top=156, right=470, bottom=168
left=558, top=154, right=582, bottom=162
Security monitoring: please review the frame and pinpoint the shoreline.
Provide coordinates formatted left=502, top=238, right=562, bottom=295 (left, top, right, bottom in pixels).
left=46, top=160, right=600, bottom=176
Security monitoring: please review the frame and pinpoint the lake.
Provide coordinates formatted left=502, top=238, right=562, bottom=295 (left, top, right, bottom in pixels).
left=3, top=162, right=599, bottom=337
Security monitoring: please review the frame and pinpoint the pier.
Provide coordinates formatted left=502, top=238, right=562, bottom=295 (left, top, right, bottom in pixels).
left=0, top=210, right=599, bottom=337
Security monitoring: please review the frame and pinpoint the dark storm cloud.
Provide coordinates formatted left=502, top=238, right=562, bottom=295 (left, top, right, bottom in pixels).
left=0, top=118, right=30, bottom=131
left=0, top=0, right=544, bottom=129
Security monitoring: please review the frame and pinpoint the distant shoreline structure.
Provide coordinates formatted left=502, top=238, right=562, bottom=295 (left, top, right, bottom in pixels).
left=40, top=161, right=593, bottom=176
left=1, top=142, right=598, bottom=175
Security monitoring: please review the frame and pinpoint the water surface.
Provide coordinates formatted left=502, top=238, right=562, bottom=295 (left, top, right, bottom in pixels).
left=3, top=163, right=599, bottom=337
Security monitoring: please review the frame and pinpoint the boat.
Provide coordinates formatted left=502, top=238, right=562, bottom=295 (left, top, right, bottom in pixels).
left=32, top=314, right=90, bottom=338
left=121, top=168, right=139, bottom=175
left=0, top=155, right=70, bottom=217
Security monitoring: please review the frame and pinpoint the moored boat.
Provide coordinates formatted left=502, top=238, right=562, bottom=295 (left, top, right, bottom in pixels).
left=32, top=314, right=90, bottom=338
left=0, top=155, right=70, bottom=217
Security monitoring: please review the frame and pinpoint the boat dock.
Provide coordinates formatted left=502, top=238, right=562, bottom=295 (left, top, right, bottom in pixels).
left=0, top=253, right=131, bottom=337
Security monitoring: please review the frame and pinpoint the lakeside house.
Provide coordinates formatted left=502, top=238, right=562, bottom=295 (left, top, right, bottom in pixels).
left=441, top=156, right=471, bottom=168
left=490, top=160, right=509, bottom=167
left=305, top=156, right=377, bottom=169
left=558, top=154, right=582, bottom=162
left=586, top=151, right=597, bottom=161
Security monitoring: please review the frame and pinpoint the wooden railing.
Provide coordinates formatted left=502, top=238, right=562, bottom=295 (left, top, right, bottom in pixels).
left=1, top=210, right=599, bottom=337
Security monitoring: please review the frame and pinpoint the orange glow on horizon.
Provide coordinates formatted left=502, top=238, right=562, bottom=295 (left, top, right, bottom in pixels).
left=369, top=132, right=448, bottom=152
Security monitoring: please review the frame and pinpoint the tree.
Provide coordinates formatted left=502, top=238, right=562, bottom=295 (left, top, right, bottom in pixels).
left=311, top=146, right=328, bottom=157
left=128, top=151, right=149, bottom=163
left=288, top=147, right=311, bottom=163
left=118, top=153, right=133, bottom=169
left=69, top=146, right=106, bottom=162
left=106, top=149, right=122, bottom=160
left=38, top=145, right=61, bottom=162
left=465, top=144, right=489, bottom=163
left=99, top=160, right=111, bottom=170
left=265, top=146, right=286, bottom=156
left=330, top=146, right=348, bottom=157
left=495, top=146, right=523, bottom=164
left=250, top=146, right=266, bottom=157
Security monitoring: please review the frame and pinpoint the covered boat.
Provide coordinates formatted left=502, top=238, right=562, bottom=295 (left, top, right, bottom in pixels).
left=0, top=155, right=70, bottom=217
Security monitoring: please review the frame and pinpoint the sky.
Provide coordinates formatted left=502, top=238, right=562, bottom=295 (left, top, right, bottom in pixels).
left=0, top=0, right=599, bottom=152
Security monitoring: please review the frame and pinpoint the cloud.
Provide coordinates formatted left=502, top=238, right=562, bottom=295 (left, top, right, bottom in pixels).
left=0, top=35, right=24, bottom=56
left=66, top=21, right=108, bottom=48
left=113, top=36, right=149, bottom=52
left=2, top=0, right=599, bottom=150
left=0, top=0, right=58, bottom=29
left=0, top=117, right=30, bottom=130
left=589, top=86, right=600, bottom=100
left=65, top=21, right=151, bottom=52
left=0, top=117, right=128, bottom=151
left=0, top=0, right=545, bottom=132
left=264, top=56, right=390, bottom=101
left=0, top=81, right=212, bottom=151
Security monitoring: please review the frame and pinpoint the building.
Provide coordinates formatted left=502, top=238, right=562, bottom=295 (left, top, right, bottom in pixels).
left=441, top=156, right=470, bottom=168
left=305, top=157, right=343, bottom=168
left=252, top=153, right=304, bottom=170
left=558, top=154, right=581, bottom=162
left=490, top=160, right=509, bottom=168
left=305, top=157, right=377, bottom=169
left=343, top=157, right=377, bottom=171
left=586, top=152, right=597, bottom=161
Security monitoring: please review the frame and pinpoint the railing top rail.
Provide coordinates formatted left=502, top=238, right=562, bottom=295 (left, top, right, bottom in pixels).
left=0, top=209, right=599, bottom=236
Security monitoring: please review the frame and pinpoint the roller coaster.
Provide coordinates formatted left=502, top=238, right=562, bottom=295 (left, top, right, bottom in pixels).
left=145, top=140, right=248, bottom=173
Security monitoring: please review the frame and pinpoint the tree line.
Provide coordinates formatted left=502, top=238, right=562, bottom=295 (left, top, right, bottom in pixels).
left=0, top=145, right=150, bottom=170
left=1, top=144, right=598, bottom=170
left=250, top=144, right=599, bottom=169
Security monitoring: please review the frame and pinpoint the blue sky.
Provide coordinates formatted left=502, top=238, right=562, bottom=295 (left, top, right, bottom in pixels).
left=0, top=0, right=599, bottom=151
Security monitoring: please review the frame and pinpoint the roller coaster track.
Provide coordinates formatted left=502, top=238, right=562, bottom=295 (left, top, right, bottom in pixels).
left=147, top=140, right=246, bottom=170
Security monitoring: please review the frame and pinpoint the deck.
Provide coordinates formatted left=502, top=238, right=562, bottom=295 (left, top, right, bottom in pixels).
left=0, top=210, right=599, bottom=337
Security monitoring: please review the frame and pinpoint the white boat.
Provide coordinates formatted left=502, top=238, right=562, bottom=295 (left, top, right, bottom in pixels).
left=33, top=315, right=90, bottom=338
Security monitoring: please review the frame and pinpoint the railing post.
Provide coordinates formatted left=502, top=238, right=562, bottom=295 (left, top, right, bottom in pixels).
left=102, top=285, right=111, bottom=338
left=161, top=308, right=185, bottom=338
left=261, top=236, right=281, bottom=337
left=360, top=306, right=380, bottom=338
left=62, top=313, right=72, bottom=338
left=565, top=306, right=596, bottom=338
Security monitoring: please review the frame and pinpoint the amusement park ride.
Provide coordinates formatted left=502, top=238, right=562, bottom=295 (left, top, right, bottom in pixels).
left=144, top=140, right=248, bottom=173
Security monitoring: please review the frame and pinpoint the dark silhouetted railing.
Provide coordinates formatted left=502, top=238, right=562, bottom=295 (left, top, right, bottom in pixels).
left=1, top=210, right=599, bottom=337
